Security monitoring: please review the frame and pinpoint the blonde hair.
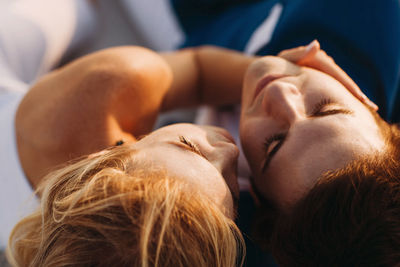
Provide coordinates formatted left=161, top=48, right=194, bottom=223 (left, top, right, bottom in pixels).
left=7, top=145, right=244, bottom=267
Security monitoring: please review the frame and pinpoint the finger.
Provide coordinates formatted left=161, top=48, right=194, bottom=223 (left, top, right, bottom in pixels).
left=278, top=40, right=320, bottom=63
left=278, top=41, right=378, bottom=110
left=298, top=50, right=378, bottom=111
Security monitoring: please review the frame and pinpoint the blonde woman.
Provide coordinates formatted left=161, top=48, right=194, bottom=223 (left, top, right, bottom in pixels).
left=8, top=125, right=244, bottom=267
left=0, top=1, right=254, bottom=265
left=6, top=44, right=255, bottom=266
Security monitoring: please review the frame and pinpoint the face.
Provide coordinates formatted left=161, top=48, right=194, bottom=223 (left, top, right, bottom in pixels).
left=240, top=56, right=385, bottom=209
left=132, top=123, right=239, bottom=218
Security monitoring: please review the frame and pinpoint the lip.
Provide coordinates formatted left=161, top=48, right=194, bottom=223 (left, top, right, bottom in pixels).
left=252, top=74, right=290, bottom=103
left=204, top=126, right=236, bottom=144
left=216, top=129, right=236, bottom=145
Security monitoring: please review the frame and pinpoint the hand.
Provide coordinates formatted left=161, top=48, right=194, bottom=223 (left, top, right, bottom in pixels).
left=278, top=40, right=378, bottom=111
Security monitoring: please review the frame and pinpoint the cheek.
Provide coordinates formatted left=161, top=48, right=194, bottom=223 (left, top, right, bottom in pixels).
left=266, top=136, right=355, bottom=205
left=239, top=119, right=252, bottom=152
left=242, top=77, right=259, bottom=108
left=256, top=132, right=337, bottom=206
left=240, top=121, right=264, bottom=169
left=172, top=157, right=215, bottom=179
left=165, top=157, right=235, bottom=214
left=260, top=152, right=305, bottom=205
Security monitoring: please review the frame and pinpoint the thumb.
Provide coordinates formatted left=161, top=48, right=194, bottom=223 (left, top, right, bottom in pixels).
left=278, top=40, right=320, bottom=63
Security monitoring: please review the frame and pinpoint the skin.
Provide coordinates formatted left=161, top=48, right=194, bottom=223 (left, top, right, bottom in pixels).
left=16, top=42, right=379, bottom=216
left=15, top=45, right=253, bottom=217
left=132, top=123, right=240, bottom=218
left=240, top=55, right=385, bottom=209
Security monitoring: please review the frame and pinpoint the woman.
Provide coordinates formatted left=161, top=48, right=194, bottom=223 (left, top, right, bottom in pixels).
left=4, top=1, right=397, bottom=266
left=241, top=41, right=382, bottom=208
left=171, top=0, right=400, bottom=264
left=5, top=44, right=256, bottom=266
left=6, top=42, right=378, bottom=267
left=239, top=41, right=400, bottom=265
left=8, top=125, right=244, bottom=267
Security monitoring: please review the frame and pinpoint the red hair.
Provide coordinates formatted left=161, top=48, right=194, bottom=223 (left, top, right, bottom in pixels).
left=269, top=120, right=400, bottom=265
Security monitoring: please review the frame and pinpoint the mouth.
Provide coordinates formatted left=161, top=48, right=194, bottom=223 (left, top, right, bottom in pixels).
left=253, top=74, right=290, bottom=103
left=210, top=127, right=236, bottom=144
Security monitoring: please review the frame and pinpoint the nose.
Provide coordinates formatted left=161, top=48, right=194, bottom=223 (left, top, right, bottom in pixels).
left=261, top=81, right=305, bottom=125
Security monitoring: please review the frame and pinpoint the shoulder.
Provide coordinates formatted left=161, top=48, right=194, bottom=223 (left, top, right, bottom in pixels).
left=15, top=46, right=172, bottom=186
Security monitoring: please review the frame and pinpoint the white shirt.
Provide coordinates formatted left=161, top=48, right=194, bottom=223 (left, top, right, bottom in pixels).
left=0, top=86, right=31, bottom=250
left=0, top=0, right=97, bottom=249
left=0, top=0, right=185, bottom=250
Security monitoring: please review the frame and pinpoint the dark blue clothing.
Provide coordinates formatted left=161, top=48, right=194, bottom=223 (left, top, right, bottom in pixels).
left=172, top=0, right=400, bottom=121
left=237, top=191, right=278, bottom=267
left=171, top=1, right=400, bottom=266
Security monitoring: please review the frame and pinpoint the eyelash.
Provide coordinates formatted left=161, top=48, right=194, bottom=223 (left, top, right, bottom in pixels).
left=262, top=133, right=286, bottom=172
left=310, top=97, right=353, bottom=117
left=264, top=133, right=286, bottom=152
left=261, top=98, right=352, bottom=171
left=263, top=98, right=334, bottom=149
left=179, top=136, right=204, bottom=157
left=310, top=97, right=333, bottom=116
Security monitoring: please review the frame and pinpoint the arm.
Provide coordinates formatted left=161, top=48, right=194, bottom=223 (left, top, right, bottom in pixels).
left=161, top=46, right=255, bottom=111
left=16, top=46, right=172, bottom=187
left=17, top=45, right=253, bottom=187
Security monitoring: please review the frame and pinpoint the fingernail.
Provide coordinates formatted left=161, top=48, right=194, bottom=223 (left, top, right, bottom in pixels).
left=370, top=101, right=379, bottom=111
left=305, top=40, right=318, bottom=52
left=366, top=98, right=379, bottom=110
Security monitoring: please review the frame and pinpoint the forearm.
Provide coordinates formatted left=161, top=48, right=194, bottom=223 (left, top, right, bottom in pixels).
left=161, top=46, right=255, bottom=111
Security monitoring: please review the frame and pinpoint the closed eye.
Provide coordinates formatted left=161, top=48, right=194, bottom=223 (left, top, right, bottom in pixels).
left=260, top=99, right=353, bottom=173
left=310, top=98, right=353, bottom=117
left=261, top=133, right=286, bottom=173
left=179, top=135, right=206, bottom=159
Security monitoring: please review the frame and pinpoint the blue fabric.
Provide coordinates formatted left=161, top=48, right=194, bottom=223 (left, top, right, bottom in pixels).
left=171, top=1, right=400, bottom=265
left=172, top=0, right=280, bottom=51
left=237, top=191, right=278, bottom=267
left=171, top=0, right=400, bottom=121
